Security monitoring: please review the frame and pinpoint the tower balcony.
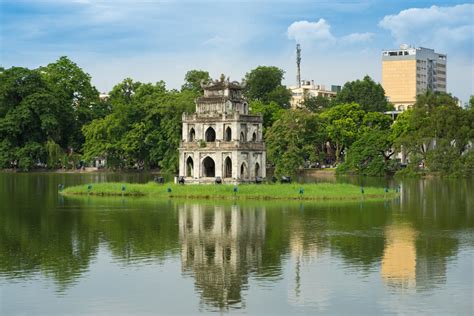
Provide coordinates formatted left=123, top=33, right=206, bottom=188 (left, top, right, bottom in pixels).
left=179, top=140, right=265, bottom=151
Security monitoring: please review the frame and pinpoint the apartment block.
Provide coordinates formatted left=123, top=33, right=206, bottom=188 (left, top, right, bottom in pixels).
left=382, top=45, right=447, bottom=111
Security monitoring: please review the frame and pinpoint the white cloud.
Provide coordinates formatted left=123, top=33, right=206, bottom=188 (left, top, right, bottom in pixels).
left=379, top=4, right=474, bottom=48
left=287, top=19, right=373, bottom=46
left=287, top=19, right=335, bottom=44
left=340, top=32, right=374, bottom=44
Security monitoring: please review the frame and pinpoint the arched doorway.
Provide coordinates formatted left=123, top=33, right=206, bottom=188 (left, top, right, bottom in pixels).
left=224, top=157, right=232, bottom=178
left=202, top=157, right=215, bottom=177
left=186, top=156, right=194, bottom=177
left=255, top=162, right=260, bottom=177
left=205, top=127, right=216, bottom=142
left=240, top=131, right=245, bottom=142
left=225, top=127, right=232, bottom=141
left=189, top=128, right=195, bottom=142
left=240, top=162, right=248, bottom=179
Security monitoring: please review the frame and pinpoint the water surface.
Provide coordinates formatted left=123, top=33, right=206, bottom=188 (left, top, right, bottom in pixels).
left=0, top=173, right=473, bottom=314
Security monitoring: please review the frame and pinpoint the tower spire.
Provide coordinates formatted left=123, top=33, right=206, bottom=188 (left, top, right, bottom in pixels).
left=296, top=44, right=301, bottom=88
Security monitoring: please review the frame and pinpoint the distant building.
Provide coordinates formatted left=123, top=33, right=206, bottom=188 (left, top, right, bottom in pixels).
left=382, top=45, right=447, bottom=111
left=99, top=93, right=109, bottom=101
left=178, top=75, right=266, bottom=184
left=289, top=80, right=337, bottom=109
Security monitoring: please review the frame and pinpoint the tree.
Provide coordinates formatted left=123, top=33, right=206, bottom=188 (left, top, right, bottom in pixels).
left=337, top=130, right=398, bottom=176
left=266, top=110, right=326, bottom=176
left=0, top=67, right=68, bottom=170
left=249, top=100, right=285, bottom=130
left=304, top=95, right=331, bottom=113
left=468, top=95, right=474, bottom=110
left=394, top=92, right=474, bottom=176
left=244, top=66, right=291, bottom=107
left=109, top=78, right=142, bottom=105
left=181, top=70, right=210, bottom=93
left=320, top=103, right=366, bottom=163
left=335, top=76, right=392, bottom=112
left=40, top=56, right=100, bottom=151
left=82, top=79, right=197, bottom=171
left=265, top=85, right=292, bottom=109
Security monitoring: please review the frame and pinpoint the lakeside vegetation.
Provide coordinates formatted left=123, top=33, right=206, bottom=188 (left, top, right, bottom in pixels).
left=1, top=57, right=472, bottom=177
left=62, top=182, right=397, bottom=201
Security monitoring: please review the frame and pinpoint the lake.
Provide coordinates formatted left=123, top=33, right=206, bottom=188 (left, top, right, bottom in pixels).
left=0, top=173, right=473, bottom=315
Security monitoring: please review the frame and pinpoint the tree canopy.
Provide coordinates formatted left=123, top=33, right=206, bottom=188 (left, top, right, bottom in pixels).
left=335, top=75, right=393, bottom=112
left=181, top=70, right=210, bottom=93
left=244, top=66, right=291, bottom=108
left=1, top=57, right=471, bottom=177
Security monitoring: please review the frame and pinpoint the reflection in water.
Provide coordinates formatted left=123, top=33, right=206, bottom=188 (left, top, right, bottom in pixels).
left=0, top=173, right=472, bottom=314
left=381, top=224, right=417, bottom=290
left=179, top=204, right=266, bottom=310
left=287, top=216, right=331, bottom=311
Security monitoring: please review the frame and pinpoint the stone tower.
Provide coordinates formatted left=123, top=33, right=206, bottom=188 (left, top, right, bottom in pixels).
left=178, top=75, right=266, bottom=184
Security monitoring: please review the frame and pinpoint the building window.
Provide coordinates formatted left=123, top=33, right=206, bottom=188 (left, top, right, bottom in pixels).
left=189, top=128, right=195, bottom=142
left=205, top=127, right=216, bottom=142
left=240, top=131, right=245, bottom=142
left=224, top=157, right=232, bottom=178
left=252, top=132, right=257, bottom=142
left=225, top=127, right=232, bottom=141
left=186, top=156, right=194, bottom=177
left=240, top=162, right=248, bottom=179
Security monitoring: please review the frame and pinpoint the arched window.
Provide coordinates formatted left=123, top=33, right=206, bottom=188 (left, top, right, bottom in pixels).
left=205, top=127, right=216, bottom=142
left=186, top=156, right=194, bottom=177
left=224, top=157, right=232, bottom=178
left=252, top=132, right=257, bottom=142
left=240, top=162, right=248, bottom=179
left=243, top=103, right=248, bottom=114
left=240, top=131, right=245, bottom=142
left=255, top=162, right=260, bottom=177
left=189, top=128, right=195, bottom=142
left=225, top=127, right=232, bottom=141
left=202, top=157, right=215, bottom=177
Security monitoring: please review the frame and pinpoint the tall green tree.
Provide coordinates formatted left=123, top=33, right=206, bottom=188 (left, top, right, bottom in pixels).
left=394, top=92, right=474, bottom=176
left=249, top=100, right=285, bottom=130
left=244, top=66, right=291, bottom=108
left=181, top=70, right=210, bottom=93
left=320, top=103, right=366, bottom=163
left=335, top=76, right=392, bottom=112
left=304, top=95, right=332, bottom=113
left=40, top=56, right=100, bottom=150
left=0, top=67, right=65, bottom=170
left=337, top=130, right=398, bottom=176
left=266, top=110, right=326, bottom=176
left=82, top=77, right=197, bottom=171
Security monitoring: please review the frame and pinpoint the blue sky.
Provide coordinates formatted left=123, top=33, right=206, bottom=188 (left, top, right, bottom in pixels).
left=1, top=0, right=473, bottom=102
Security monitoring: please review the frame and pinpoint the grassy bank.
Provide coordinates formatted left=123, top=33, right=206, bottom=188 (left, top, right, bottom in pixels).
left=62, top=182, right=397, bottom=201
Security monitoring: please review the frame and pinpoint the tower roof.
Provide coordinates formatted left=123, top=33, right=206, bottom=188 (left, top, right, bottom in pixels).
left=200, top=74, right=246, bottom=92
left=195, top=74, right=248, bottom=115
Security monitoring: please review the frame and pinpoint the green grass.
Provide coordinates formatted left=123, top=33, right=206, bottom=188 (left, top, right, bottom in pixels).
left=61, top=182, right=397, bottom=201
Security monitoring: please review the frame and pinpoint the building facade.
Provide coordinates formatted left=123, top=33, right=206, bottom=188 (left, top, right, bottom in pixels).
left=289, top=80, right=338, bottom=109
left=178, top=75, right=266, bottom=184
left=382, top=45, right=447, bottom=111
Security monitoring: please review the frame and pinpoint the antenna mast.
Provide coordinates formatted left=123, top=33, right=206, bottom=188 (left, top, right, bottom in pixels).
left=296, top=44, right=301, bottom=88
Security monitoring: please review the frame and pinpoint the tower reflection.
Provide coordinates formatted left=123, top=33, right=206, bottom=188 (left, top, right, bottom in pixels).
left=178, top=203, right=266, bottom=310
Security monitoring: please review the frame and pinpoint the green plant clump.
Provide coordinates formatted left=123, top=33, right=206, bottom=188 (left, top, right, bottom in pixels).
left=62, top=182, right=397, bottom=202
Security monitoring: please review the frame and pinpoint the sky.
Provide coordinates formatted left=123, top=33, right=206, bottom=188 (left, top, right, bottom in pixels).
left=1, top=0, right=473, bottom=103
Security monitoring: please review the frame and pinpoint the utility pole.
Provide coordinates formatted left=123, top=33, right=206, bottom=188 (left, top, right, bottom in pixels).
left=296, top=44, right=301, bottom=88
